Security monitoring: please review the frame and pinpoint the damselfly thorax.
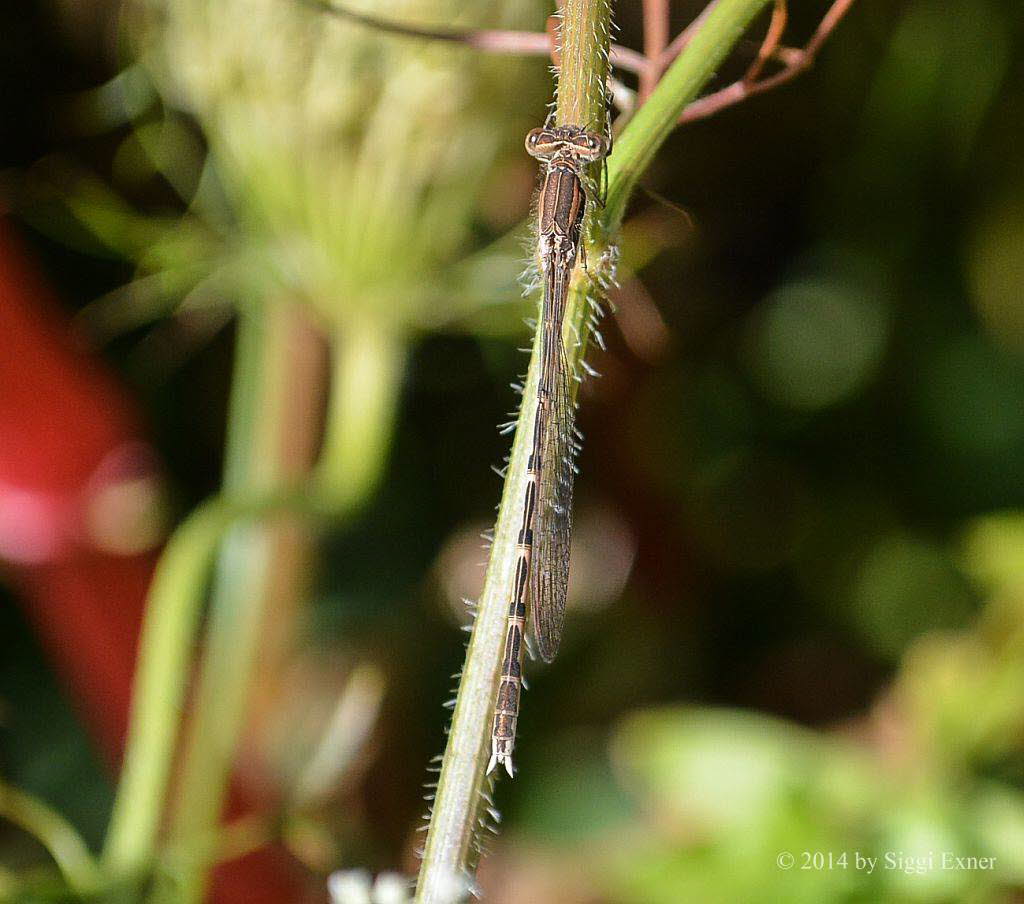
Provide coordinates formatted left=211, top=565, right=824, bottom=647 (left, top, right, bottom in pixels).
left=487, top=123, right=608, bottom=778
left=528, top=124, right=607, bottom=262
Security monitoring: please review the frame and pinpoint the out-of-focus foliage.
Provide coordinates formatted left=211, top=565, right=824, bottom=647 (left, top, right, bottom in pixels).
left=487, top=511, right=1024, bottom=904
left=123, top=0, right=512, bottom=329
left=25, top=0, right=541, bottom=346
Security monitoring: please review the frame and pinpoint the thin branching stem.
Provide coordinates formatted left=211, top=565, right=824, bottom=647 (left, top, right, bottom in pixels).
left=102, top=497, right=242, bottom=881
left=744, top=0, right=788, bottom=83
left=657, top=0, right=720, bottom=69
left=640, top=0, right=670, bottom=99
left=604, top=0, right=776, bottom=232
left=309, top=0, right=855, bottom=127
left=310, top=0, right=647, bottom=74
left=679, top=0, right=856, bottom=125
left=0, top=780, right=103, bottom=895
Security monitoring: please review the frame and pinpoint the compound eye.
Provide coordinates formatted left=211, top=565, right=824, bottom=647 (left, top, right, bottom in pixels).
left=525, top=129, right=559, bottom=158
left=573, top=133, right=605, bottom=159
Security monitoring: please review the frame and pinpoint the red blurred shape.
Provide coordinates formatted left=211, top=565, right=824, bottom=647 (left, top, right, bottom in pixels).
left=0, top=214, right=154, bottom=754
left=0, top=216, right=307, bottom=903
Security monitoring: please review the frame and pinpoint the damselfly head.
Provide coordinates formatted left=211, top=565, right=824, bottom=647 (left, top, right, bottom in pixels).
left=525, top=126, right=608, bottom=163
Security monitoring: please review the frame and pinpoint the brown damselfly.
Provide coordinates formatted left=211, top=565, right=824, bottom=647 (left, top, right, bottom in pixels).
left=487, top=123, right=608, bottom=777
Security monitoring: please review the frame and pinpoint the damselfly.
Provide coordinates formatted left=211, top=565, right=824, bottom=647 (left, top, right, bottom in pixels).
left=487, top=124, right=608, bottom=777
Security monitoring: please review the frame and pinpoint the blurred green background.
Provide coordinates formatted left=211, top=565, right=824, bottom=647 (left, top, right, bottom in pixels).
left=2, top=0, right=1024, bottom=901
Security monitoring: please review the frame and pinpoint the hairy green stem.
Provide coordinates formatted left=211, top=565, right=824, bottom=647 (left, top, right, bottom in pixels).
left=415, top=1, right=611, bottom=901
left=416, top=0, right=773, bottom=898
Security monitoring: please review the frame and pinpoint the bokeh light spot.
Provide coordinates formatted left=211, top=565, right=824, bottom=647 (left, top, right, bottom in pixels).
left=746, top=277, right=889, bottom=411
left=850, top=532, right=974, bottom=658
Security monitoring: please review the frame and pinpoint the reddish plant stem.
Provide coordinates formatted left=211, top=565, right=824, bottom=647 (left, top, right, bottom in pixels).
left=656, top=0, right=720, bottom=72
left=640, top=0, right=671, bottom=100
left=679, top=0, right=857, bottom=125
left=313, top=0, right=648, bottom=74
left=547, top=14, right=561, bottom=67
left=744, top=0, right=787, bottom=82
left=312, top=0, right=856, bottom=127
